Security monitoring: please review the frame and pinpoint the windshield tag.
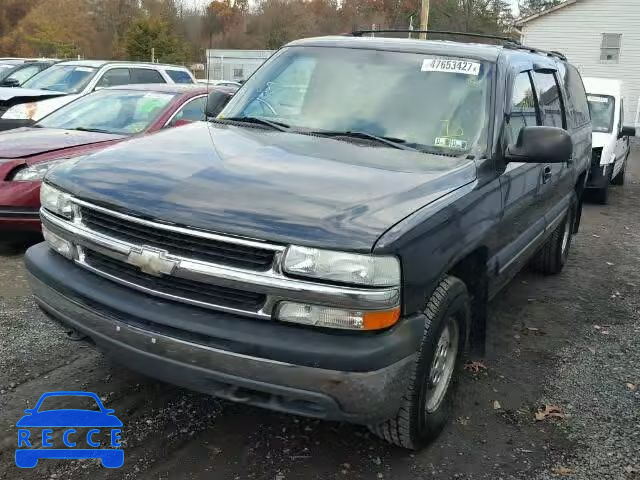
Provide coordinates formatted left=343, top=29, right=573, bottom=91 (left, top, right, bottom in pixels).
left=435, top=137, right=468, bottom=149
left=421, top=58, right=480, bottom=76
left=587, top=95, right=609, bottom=103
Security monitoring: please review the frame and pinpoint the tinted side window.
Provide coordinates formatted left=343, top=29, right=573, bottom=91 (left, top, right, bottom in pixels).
left=558, top=63, right=590, bottom=128
left=96, top=68, right=131, bottom=88
left=166, top=70, right=194, bottom=84
left=168, top=96, right=207, bottom=126
left=508, top=72, right=539, bottom=142
left=533, top=72, right=565, bottom=128
left=130, top=68, right=165, bottom=84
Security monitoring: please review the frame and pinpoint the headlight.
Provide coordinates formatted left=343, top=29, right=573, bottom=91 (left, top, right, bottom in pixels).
left=282, top=246, right=400, bottom=287
left=40, top=183, right=73, bottom=218
left=42, top=225, right=74, bottom=259
left=2, top=102, right=38, bottom=120
left=277, top=301, right=400, bottom=330
left=11, top=161, right=56, bottom=181
left=12, top=156, right=87, bottom=181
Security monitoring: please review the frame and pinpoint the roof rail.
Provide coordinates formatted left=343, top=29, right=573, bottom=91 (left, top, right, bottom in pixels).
left=503, top=43, right=567, bottom=61
left=350, top=29, right=521, bottom=45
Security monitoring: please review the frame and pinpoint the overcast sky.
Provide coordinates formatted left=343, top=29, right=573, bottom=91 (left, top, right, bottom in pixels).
left=184, top=0, right=520, bottom=15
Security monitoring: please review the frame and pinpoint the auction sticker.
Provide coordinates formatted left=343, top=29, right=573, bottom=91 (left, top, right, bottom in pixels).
left=421, top=58, right=481, bottom=76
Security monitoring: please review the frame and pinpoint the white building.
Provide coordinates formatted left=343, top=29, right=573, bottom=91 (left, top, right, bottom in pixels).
left=516, top=0, right=640, bottom=125
left=206, top=49, right=274, bottom=82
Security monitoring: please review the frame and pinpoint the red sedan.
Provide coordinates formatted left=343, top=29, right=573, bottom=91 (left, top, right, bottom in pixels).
left=0, top=84, right=212, bottom=243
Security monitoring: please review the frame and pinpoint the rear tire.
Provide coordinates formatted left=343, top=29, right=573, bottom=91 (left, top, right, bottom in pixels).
left=369, top=276, right=469, bottom=449
left=532, top=197, right=576, bottom=275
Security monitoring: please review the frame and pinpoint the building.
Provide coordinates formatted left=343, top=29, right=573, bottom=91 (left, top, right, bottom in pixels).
left=516, top=0, right=640, bottom=125
left=206, top=49, right=274, bottom=82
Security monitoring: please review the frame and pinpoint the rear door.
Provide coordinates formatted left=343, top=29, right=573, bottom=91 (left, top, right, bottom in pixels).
left=531, top=69, right=573, bottom=230
left=495, top=70, right=545, bottom=285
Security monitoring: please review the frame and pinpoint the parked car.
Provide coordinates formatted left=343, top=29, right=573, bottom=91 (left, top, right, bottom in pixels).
left=197, top=79, right=243, bottom=88
left=0, top=84, right=209, bottom=243
left=0, top=60, right=196, bottom=124
left=583, top=77, right=636, bottom=203
left=0, top=60, right=57, bottom=88
left=25, top=34, right=591, bottom=449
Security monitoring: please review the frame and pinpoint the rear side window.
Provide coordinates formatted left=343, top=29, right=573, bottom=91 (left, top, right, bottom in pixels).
left=130, top=68, right=165, bottom=84
left=557, top=63, right=590, bottom=129
left=96, top=68, right=131, bottom=88
left=166, top=70, right=194, bottom=84
left=508, top=72, right=540, bottom=142
left=533, top=71, right=565, bottom=129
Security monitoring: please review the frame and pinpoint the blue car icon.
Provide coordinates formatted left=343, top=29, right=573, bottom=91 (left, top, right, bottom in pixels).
left=16, top=391, right=123, bottom=468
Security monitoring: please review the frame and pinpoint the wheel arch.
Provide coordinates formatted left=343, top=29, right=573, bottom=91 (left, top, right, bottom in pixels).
left=445, top=246, right=489, bottom=355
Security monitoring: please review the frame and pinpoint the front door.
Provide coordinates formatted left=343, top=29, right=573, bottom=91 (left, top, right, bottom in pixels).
left=493, top=70, right=545, bottom=293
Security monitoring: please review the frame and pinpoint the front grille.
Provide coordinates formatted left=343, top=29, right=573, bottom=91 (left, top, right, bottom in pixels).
left=80, top=207, right=275, bottom=270
left=591, top=147, right=603, bottom=168
left=84, top=250, right=267, bottom=311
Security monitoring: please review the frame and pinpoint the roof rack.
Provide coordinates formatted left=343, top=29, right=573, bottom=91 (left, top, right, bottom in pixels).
left=350, top=29, right=521, bottom=45
left=349, top=29, right=568, bottom=61
left=503, top=43, right=567, bottom=61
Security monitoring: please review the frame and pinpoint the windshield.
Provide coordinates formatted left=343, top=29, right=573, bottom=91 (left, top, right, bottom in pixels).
left=587, top=94, right=615, bottom=133
left=221, top=47, right=492, bottom=155
left=22, top=64, right=97, bottom=93
left=37, top=89, right=175, bottom=135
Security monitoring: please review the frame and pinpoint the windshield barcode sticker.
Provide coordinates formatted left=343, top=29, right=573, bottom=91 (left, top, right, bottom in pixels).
left=435, top=137, right=468, bottom=149
left=422, top=58, right=481, bottom=76
left=587, top=95, right=609, bottom=103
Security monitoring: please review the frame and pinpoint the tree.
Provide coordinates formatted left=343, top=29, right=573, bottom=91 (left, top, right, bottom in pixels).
left=518, top=0, right=563, bottom=18
left=0, top=0, right=98, bottom=57
left=124, top=17, right=187, bottom=63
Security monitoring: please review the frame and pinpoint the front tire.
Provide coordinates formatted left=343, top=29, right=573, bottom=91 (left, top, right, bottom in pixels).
left=369, top=276, right=469, bottom=449
left=532, top=197, right=576, bottom=275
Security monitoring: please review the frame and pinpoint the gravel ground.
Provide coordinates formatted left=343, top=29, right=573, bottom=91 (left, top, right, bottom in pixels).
left=0, top=151, right=639, bottom=479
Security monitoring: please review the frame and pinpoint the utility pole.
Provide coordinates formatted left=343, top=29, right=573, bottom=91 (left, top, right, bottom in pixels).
left=419, top=0, right=430, bottom=39
left=151, top=47, right=155, bottom=63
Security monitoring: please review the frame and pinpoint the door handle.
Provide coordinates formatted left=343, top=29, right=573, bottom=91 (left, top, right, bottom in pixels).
left=542, top=166, right=552, bottom=184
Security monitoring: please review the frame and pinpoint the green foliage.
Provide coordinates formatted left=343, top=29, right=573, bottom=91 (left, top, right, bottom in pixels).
left=518, top=0, right=563, bottom=18
left=124, top=17, right=187, bottom=64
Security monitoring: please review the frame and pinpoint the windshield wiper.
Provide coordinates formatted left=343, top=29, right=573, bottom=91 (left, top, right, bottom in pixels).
left=217, top=116, right=290, bottom=132
left=72, top=127, right=114, bottom=134
left=309, top=130, right=419, bottom=152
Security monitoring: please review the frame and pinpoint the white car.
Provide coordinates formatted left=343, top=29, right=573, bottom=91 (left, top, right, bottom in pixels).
left=584, top=77, right=636, bottom=203
left=197, top=79, right=242, bottom=88
left=0, top=60, right=196, bottom=122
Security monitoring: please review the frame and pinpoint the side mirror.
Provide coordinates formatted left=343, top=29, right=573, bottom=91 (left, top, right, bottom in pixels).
left=205, top=90, right=233, bottom=118
left=2, top=78, right=20, bottom=87
left=505, top=126, right=573, bottom=164
left=618, top=125, right=636, bottom=139
left=23, top=409, right=34, bottom=414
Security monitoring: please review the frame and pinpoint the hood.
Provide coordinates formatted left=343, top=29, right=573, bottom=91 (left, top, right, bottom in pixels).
left=48, top=123, right=477, bottom=251
left=0, top=128, right=125, bottom=160
left=592, top=131, right=615, bottom=150
left=0, top=87, right=65, bottom=103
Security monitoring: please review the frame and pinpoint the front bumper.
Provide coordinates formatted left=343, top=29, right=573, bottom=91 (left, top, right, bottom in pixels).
left=0, top=180, right=41, bottom=236
left=25, top=243, right=421, bottom=424
left=586, top=162, right=614, bottom=190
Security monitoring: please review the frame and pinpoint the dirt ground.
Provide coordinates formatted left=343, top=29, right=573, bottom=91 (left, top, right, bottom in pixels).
left=1, top=152, right=639, bottom=480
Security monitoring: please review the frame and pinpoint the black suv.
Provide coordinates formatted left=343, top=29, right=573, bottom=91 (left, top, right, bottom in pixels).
left=26, top=33, right=591, bottom=449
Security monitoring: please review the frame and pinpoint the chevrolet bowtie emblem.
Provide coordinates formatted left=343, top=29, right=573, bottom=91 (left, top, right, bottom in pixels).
left=127, top=247, right=179, bottom=277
